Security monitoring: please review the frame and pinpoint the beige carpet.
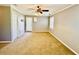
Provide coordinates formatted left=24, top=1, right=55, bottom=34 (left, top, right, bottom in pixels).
left=0, top=32, right=75, bottom=55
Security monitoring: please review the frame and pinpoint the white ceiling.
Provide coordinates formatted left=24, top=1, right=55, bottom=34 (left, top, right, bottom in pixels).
left=14, top=4, right=74, bottom=16
left=0, top=4, right=74, bottom=16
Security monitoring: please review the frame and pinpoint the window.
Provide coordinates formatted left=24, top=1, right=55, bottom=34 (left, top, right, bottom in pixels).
left=50, top=16, right=54, bottom=30
left=34, top=17, right=38, bottom=22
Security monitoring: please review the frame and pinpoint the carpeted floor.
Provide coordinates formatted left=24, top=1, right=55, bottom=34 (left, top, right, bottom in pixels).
left=0, top=32, right=75, bottom=55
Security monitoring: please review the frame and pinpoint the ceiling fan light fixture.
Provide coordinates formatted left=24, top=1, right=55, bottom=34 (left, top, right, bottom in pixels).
left=35, top=12, right=43, bottom=16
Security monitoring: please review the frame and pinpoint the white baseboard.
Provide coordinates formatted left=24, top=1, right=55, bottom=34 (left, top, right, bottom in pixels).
left=49, top=31, right=78, bottom=55
left=0, top=41, right=12, bottom=43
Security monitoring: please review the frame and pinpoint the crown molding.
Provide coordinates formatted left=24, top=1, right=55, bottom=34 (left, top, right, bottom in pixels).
left=10, top=4, right=75, bottom=16
left=10, top=5, right=24, bottom=15
left=53, top=4, right=75, bottom=15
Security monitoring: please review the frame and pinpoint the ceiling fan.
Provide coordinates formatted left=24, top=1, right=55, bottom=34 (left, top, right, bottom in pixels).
left=36, top=6, right=49, bottom=14
left=14, top=4, right=50, bottom=15
left=27, top=5, right=49, bottom=14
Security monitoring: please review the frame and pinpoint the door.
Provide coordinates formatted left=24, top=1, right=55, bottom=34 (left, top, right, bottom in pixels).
left=26, top=17, right=32, bottom=32
left=17, top=15, right=24, bottom=37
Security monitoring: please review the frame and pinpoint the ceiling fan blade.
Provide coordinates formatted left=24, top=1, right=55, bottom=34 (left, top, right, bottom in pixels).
left=42, top=10, right=49, bottom=12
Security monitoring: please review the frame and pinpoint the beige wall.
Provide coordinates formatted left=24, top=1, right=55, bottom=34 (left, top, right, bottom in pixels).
left=0, top=6, right=11, bottom=41
left=50, top=5, right=79, bottom=54
left=33, top=16, right=49, bottom=32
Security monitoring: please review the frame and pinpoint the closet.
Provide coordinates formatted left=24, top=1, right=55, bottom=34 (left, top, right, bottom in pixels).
left=11, top=8, right=25, bottom=41
left=0, top=6, right=25, bottom=42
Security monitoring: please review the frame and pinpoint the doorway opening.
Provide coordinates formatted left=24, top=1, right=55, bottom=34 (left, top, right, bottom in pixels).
left=26, top=17, right=32, bottom=32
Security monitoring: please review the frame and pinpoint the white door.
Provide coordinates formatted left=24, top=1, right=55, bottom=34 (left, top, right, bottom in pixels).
left=26, top=17, right=32, bottom=31
left=17, top=15, right=24, bottom=37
